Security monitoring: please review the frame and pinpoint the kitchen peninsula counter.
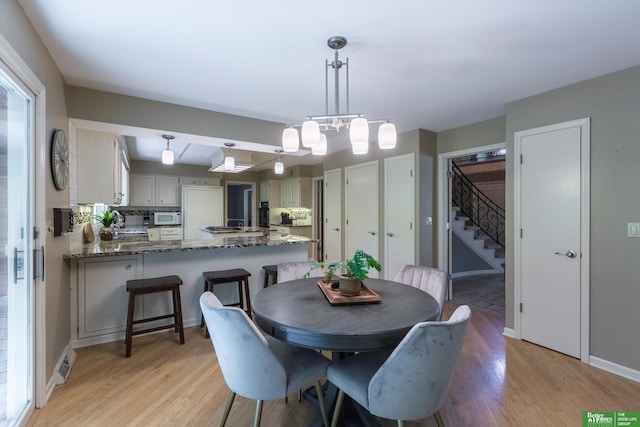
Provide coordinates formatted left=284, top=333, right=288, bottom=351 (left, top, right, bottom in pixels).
left=67, top=234, right=313, bottom=348
left=64, top=233, right=313, bottom=259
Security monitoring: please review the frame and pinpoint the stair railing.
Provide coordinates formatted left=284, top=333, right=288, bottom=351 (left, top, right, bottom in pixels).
left=451, top=162, right=505, bottom=247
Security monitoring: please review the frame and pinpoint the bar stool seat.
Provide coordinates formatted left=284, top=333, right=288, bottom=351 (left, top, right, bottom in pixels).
left=125, top=275, right=185, bottom=358
left=200, top=268, right=252, bottom=338
left=262, top=264, right=278, bottom=288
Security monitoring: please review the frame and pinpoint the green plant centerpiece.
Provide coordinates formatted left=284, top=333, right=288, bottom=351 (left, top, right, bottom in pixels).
left=306, top=249, right=382, bottom=296
left=94, top=210, right=120, bottom=241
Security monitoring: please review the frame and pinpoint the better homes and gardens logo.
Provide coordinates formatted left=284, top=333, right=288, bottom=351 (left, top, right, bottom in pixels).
left=583, top=412, right=640, bottom=427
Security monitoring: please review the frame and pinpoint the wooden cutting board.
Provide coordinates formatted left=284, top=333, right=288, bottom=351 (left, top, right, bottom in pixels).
left=82, top=222, right=94, bottom=243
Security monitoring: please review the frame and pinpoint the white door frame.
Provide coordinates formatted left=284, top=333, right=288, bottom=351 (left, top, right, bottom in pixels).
left=437, top=142, right=506, bottom=295
left=514, top=118, right=590, bottom=362
left=0, top=34, right=47, bottom=413
left=224, top=181, right=256, bottom=227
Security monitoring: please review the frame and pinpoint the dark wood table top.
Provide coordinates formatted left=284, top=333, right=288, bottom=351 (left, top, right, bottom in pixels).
left=252, top=278, right=440, bottom=352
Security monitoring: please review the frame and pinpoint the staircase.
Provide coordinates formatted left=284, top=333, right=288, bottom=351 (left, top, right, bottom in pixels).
left=451, top=206, right=505, bottom=273
left=451, top=161, right=505, bottom=275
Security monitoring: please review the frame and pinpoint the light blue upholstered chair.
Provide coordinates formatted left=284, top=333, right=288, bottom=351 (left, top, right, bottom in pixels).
left=277, top=260, right=322, bottom=283
left=327, top=305, right=472, bottom=427
left=200, top=292, right=330, bottom=427
left=394, top=264, right=448, bottom=320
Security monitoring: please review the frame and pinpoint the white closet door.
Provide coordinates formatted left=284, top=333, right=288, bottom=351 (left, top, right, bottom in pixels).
left=323, top=168, right=342, bottom=263
left=384, top=154, right=415, bottom=279
left=345, top=161, right=379, bottom=278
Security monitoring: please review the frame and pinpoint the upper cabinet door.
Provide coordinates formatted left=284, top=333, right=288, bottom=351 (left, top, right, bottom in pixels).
left=130, top=175, right=155, bottom=206
left=156, top=176, right=179, bottom=206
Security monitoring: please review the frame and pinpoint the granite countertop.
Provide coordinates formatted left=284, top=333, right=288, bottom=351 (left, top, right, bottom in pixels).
left=64, top=234, right=315, bottom=260
left=201, top=226, right=267, bottom=234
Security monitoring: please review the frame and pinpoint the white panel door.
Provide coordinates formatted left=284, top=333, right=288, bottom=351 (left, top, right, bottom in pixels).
left=323, top=168, right=342, bottom=263
left=345, top=161, right=379, bottom=278
left=384, top=154, right=415, bottom=279
left=518, top=120, right=587, bottom=358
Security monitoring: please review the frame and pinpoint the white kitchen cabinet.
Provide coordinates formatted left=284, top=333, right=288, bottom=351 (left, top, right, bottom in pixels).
left=130, top=174, right=155, bottom=206
left=280, top=177, right=311, bottom=208
left=76, top=256, right=141, bottom=339
left=156, top=176, right=179, bottom=206
left=179, top=176, right=222, bottom=186
left=261, top=179, right=281, bottom=206
left=130, top=175, right=179, bottom=206
left=179, top=177, right=200, bottom=186
left=77, top=129, right=124, bottom=205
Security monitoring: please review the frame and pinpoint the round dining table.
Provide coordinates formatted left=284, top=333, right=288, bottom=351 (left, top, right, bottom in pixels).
left=251, top=277, right=440, bottom=353
left=252, top=277, right=440, bottom=427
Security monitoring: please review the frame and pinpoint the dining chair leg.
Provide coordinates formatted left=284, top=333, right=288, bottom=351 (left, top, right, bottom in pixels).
left=434, top=410, right=445, bottom=427
left=220, top=391, right=235, bottom=427
left=330, top=389, right=345, bottom=427
left=253, top=400, right=263, bottom=427
left=314, top=380, right=330, bottom=427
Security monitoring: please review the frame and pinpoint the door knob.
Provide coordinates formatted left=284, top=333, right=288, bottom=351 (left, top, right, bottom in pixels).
left=554, top=250, right=577, bottom=258
left=368, top=231, right=377, bottom=236
left=332, top=227, right=340, bottom=232
left=387, top=232, right=394, bottom=237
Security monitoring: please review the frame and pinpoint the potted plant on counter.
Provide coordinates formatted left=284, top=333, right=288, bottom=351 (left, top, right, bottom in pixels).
left=95, top=210, right=121, bottom=241
left=305, top=249, right=382, bottom=296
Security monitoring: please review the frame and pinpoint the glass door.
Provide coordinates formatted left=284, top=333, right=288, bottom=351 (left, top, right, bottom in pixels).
left=0, top=63, right=34, bottom=426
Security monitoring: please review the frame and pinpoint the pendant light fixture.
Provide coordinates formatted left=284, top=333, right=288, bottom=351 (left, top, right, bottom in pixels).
left=161, top=134, right=175, bottom=165
left=224, top=142, right=235, bottom=170
left=311, top=134, right=327, bottom=155
left=282, top=36, right=397, bottom=155
left=274, top=149, right=284, bottom=174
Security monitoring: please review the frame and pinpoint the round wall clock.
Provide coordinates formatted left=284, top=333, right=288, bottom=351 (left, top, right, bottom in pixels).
left=51, top=129, right=69, bottom=191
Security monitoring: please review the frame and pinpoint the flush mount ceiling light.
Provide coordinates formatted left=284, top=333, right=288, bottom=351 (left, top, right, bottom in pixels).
left=161, top=134, right=175, bottom=165
left=282, top=36, right=397, bottom=155
left=274, top=149, right=284, bottom=174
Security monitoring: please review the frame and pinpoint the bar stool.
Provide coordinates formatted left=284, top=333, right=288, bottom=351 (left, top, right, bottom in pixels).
left=125, top=275, right=185, bottom=358
left=200, top=268, right=252, bottom=338
left=262, top=264, right=278, bottom=288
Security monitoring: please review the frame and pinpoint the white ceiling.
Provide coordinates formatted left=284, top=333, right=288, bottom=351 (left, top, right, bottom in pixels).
left=19, top=0, right=640, bottom=171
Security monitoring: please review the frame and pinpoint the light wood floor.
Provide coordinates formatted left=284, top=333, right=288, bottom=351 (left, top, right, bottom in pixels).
left=28, top=302, right=640, bottom=427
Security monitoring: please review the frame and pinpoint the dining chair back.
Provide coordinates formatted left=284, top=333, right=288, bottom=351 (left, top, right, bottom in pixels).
left=394, top=264, right=448, bottom=320
left=327, top=305, right=471, bottom=426
left=200, top=292, right=330, bottom=426
left=277, top=260, right=322, bottom=283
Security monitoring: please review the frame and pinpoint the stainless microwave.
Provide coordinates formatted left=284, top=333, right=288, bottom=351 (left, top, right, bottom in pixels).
left=153, top=212, right=181, bottom=226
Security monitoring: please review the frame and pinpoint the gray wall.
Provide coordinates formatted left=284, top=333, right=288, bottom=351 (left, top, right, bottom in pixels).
left=505, top=65, right=640, bottom=371
left=437, top=68, right=640, bottom=372
left=1, top=1, right=70, bottom=378
left=452, top=234, right=492, bottom=273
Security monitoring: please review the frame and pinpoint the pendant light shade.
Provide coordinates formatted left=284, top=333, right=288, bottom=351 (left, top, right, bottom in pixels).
left=301, top=120, right=320, bottom=147
left=282, top=126, right=300, bottom=153
left=312, top=134, right=327, bottom=155
left=349, top=117, right=369, bottom=145
left=161, top=135, right=175, bottom=165
left=223, top=142, right=235, bottom=170
left=274, top=149, right=284, bottom=174
left=274, top=161, right=284, bottom=174
left=378, top=121, right=397, bottom=149
left=352, top=140, right=369, bottom=155
left=224, top=156, right=235, bottom=170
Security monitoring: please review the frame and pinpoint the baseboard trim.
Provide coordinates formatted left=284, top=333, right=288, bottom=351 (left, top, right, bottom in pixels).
left=590, top=356, right=640, bottom=383
left=502, top=327, right=515, bottom=338
left=451, top=269, right=503, bottom=279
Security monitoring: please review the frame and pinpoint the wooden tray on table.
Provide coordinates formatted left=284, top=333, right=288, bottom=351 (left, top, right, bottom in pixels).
left=317, top=280, right=382, bottom=305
